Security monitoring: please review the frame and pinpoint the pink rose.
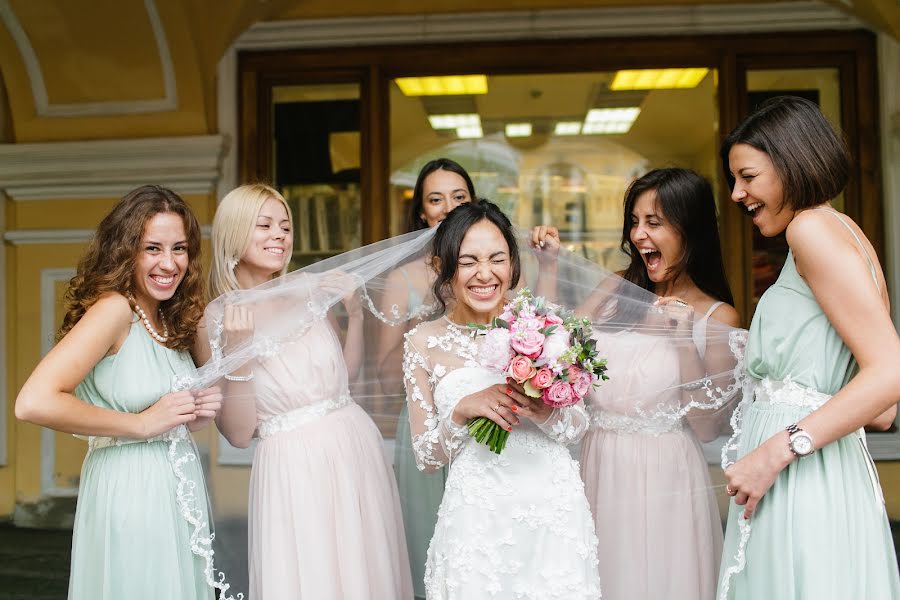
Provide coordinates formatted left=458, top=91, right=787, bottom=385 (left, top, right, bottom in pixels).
left=567, top=365, right=584, bottom=381
left=511, top=329, right=545, bottom=359
left=543, top=380, right=577, bottom=408
left=508, top=355, right=537, bottom=384
left=572, top=370, right=593, bottom=398
left=544, top=312, right=564, bottom=327
left=530, top=367, right=554, bottom=390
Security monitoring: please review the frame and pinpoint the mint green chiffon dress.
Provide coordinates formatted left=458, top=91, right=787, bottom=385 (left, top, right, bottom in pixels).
left=68, top=319, right=212, bottom=600
left=717, top=239, right=900, bottom=599
left=393, top=280, right=447, bottom=599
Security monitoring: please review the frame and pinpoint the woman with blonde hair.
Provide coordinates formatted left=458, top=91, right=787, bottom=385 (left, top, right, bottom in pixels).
left=196, top=183, right=413, bottom=599
left=16, top=185, right=223, bottom=599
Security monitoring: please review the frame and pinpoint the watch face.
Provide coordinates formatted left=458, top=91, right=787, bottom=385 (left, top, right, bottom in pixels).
left=792, top=434, right=813, bottom=455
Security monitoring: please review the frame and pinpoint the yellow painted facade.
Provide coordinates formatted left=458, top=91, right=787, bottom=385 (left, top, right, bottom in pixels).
left=0, top=0, right=898, bottom=527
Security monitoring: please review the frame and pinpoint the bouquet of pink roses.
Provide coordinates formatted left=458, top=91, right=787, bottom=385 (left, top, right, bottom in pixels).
left=471, top=288, right=609, bottom=454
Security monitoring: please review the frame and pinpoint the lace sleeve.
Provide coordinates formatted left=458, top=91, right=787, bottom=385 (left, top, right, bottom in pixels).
left=536, top=403, right=590, bottom=445
left=402, top=334, right=469, bottom=473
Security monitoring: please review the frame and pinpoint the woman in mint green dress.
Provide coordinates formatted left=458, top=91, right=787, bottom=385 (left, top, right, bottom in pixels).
left=15, top=186, right=224, bottom=599
left=717, top=96, right=900, bottom=599
left=378, top=158, right=475, bottom=597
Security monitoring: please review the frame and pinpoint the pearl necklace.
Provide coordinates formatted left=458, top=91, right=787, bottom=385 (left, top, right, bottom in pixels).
left=129, top=296, right=169, bottom=343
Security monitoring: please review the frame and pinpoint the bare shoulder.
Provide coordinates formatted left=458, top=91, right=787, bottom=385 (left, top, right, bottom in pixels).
left=710, top=302, right=741, bottom=328
left=86, top=292, right=134, bottom=326
left=786, top=208, right=856, bottom=251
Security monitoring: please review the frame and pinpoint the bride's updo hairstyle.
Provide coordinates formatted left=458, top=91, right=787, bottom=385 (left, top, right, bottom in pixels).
left=430, top=200, right=521, bottom=313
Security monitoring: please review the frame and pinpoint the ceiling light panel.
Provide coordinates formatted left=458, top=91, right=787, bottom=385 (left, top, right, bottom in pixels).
left=610, top=68, right=709, bottom=90
left=505, top=123, right=532, bottom=137
left=582, top=107, right=641, bottom=135
left=456, top=125, right=484, bottom=139
left=428, top=114, right=481, bottom=130
left=396, top=75, right=488, bottom=96
left=554, top=121, right=582, bottom=136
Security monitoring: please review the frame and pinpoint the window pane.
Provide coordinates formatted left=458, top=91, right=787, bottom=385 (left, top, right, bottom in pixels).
left=389, top=70, right=720, bottom=271
left=272, top=83, right=363, bottom=269
left=745, top=68, right=841, bottom=305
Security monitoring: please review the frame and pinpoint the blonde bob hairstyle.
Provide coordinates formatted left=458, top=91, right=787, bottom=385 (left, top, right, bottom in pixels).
left=209, top=183, right=293, bottom=299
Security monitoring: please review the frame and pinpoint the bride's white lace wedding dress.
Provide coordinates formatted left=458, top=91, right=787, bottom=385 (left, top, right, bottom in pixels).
left=403, top=317, right=602, bottom=600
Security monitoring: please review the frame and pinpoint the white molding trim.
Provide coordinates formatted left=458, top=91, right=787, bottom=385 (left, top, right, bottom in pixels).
left=0, top=0, right=178, bottom=117
left=4, top=226, right=212, bottom=246
left=0, top=135, right=228, bottom=201
left=4, top=229, right=95, bottom=245
left=234, top=2, right=862, bottom=50
left=39, top=268, right=77, bottom=497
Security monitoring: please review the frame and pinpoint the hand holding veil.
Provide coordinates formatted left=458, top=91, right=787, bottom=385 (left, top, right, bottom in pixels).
left=175, top=224, right=747, bottom=599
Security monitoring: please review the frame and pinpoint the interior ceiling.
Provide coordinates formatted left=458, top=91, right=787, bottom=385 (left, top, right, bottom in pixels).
left=388, top=71, right=718, bottom=172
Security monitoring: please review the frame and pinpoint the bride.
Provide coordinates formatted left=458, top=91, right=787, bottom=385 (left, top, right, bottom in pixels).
left=401, top=200, right=602, bottom=599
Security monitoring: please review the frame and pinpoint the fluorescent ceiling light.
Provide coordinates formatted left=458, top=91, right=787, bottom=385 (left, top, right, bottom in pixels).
left=456, top=125, right=483, bottom=139
left=505, top=123, right=532, bottom=137
left=396, top=75, right=488, bottom=96
left=582, top=107, right=641, bottom=135
left=585, top=107, right=641, bottom=123
left=610, top=68, right=709, bottom=90
left=554, top=121, right=582, bottom=136
left=582, top=121, right=632, bottom=134
left=428, top=114, right=481, bottom=130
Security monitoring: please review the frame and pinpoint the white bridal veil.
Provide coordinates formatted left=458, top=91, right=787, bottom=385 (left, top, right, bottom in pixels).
left=175, top=225, right=748, bottom=599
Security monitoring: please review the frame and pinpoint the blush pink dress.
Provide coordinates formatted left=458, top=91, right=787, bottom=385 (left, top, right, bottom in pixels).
left=580, top=304, right=725, bottom=600
left=247, top=319, right=413, bottom=599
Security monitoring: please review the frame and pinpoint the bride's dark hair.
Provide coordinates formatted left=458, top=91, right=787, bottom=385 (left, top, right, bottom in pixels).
left=430, top=200, right=520, bottom=313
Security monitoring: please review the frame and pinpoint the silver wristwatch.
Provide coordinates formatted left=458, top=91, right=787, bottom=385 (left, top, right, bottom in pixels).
left=786, top=423, right=814, bottom=457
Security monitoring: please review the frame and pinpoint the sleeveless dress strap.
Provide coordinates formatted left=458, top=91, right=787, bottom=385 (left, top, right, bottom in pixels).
left=818, top=210, right=880, bottom=291
left=702, top=301, right=724, bottom=321
left=692, top=301, right=723, bottom=361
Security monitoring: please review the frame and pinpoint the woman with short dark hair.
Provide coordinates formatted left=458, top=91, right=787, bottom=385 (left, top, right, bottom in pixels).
left=717, top=96, right=900, bottom=599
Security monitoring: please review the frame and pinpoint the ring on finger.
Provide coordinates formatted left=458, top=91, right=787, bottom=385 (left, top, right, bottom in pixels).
left=674, top=299, right=688, bottom=308
left=493, top=404, right=502, bottom=413
left=726, top=485, right=737, bottom=496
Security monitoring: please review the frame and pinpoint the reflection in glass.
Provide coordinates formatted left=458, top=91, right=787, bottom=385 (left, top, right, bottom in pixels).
left=272, top=83, right=363, bottom=269
left=389, top=70, right=720, bottom=272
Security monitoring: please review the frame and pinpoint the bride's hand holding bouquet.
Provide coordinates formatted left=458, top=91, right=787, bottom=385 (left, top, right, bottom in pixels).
left=468, top=288, right=608, bottom=454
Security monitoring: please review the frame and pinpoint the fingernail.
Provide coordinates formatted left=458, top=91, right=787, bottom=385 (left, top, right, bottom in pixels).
left=507, top=426, right=512, bottom=431
left=511, top=405, right=518, bottom=412
left=539, top=241, right=545, bottom=248
left=506, top=388, right=512, bottom=395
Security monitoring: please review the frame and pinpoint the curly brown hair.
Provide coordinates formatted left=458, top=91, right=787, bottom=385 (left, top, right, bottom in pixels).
left=57, top=185, right=206, bottom=352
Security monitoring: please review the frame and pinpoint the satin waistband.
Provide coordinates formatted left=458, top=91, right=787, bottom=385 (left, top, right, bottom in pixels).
left=87, top=424, right=188, bottom=452
left=588, top=408, right=683, bottom=436
left=257, top=394, right=354, bottom=439
left=750, top=376, right=883, bottom=505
